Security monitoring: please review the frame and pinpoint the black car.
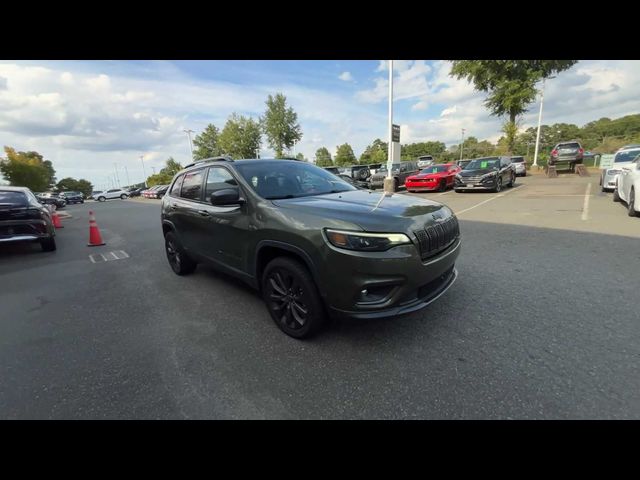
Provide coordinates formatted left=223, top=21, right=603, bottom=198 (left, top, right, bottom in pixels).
left=127, top=187, right=144, bottom=197
left=337, top=174, right=368, bottom=189
left=60, top=191, right=84, bottom=204
left=454, top=156, right=516, bottom=193
left=0, top=187, right=57, bottom=251
left=36, top=193, right=66, bottom=208
left=161, top=157, right=460, bottom=339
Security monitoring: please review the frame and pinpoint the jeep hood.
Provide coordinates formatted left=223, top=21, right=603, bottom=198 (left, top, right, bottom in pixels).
left=272, top=190, right=453, bottom=233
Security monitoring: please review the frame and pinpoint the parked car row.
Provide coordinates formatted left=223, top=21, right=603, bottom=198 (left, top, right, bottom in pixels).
left=0, top=186, right=57, bottom=251
left=141, top=185, right=170, bottom=199
left=608, top=146, right=640, bottom=218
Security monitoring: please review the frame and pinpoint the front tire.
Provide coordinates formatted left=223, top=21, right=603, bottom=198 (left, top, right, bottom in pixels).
left=494, top=177, right=503, bottom=193
left=98, top=196, right=106, bottom=202
left=262, top=257, right=325, bottom=339
left=40, top=236, right=56, bottom=252
left=120, top=194, right=128, bottom=200
left=438, top=179, right=446, bottom=192
left=165, top=231, right=197, bottom=275
left=613, top=187, right=621, bottom=202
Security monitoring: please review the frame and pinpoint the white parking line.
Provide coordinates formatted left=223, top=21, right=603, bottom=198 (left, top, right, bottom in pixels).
left=455, top=185, right=525, bottom=216
left=581, top=183, right=592, bottom=221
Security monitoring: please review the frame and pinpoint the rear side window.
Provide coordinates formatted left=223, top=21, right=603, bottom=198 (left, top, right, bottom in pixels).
left=0, top=191, right=28, bottom=205
left=204, top=167, right=238, bottom=203
left=170, top=175, right=184, bottom=196
left=557, top=142, right=580, bottom=149
left=180, top=170, right=204, bottom=201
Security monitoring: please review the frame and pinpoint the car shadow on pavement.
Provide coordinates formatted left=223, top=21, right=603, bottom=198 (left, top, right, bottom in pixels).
left=0, top=242, right=49, bottom=258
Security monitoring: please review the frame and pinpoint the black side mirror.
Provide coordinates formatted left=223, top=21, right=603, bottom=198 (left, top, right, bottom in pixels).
left=210, top=188, right=243, bottom=206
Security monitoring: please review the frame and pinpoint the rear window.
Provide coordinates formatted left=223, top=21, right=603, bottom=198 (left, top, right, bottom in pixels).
left=557, top=143, right=580, bottom=149
left=0, top=191, right=28, bottom=205
left=510, top=157, right=524, bottom=163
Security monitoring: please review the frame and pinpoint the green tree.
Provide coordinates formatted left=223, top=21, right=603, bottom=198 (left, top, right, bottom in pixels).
left=334, top=143, right=357, bottom=166
left=261, top=93, right=302, bottom=158
left=218, top=113, right=262, bottom=159
left=449, top=60, right=578, bottom=152
left=146, top=157, right=183, bottom=186
left=360, top=139, right=388, bottom=164
left=314, top=147, right=333, bottom=167
left=56, top=177, right=93, bottom=197
left=295, top=152, right=306, bottom=161
left=193, top=124, right=222, bottom=160
left=0, top=147, right=54, bottom=191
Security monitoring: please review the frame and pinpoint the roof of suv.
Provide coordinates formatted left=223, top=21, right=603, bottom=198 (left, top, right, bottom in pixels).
left=0, top=186, right=31, bottom=192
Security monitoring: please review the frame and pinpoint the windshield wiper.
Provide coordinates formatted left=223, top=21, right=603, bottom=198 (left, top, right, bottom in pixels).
left=265, top=194, right=296, bottom=200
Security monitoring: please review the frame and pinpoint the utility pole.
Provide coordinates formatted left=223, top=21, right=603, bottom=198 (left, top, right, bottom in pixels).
left=140, top=155, right=147, bottom=187
left=533, top=76, right=555, bottom=168
left=124, top=165, right=131, bottom=188
left=184, top=129, right=195, bottom=160
left=113, top=163, right=120, bottom=187
left=384, top=60, right=395, bottom=194
left=460, top=128, right=466, bottom=161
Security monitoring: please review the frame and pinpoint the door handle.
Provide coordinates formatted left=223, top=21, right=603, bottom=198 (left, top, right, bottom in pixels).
left=169, top=203, right=178, bottom=210
left=198, top=210, right=211, bottom=217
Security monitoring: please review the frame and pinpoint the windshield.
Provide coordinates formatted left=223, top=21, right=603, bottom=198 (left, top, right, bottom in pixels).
left=234, top=161, right=356, bottom=199
left=420, top=165, right=449, bottom=174
left=510, top=157, right=524, bottom=163
left=614, top=149, right=640, bottom=163
left=465, top=159, right=500, bottom=170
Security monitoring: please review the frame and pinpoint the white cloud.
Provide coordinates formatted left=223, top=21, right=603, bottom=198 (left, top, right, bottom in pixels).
left=356, top=61, right=431, bottom=103
left=338, top=71, right=354, bottom=82
left=440, top=105, right=457, bottom=117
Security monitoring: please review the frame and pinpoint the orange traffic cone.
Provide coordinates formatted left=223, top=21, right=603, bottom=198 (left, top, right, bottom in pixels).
left=52, top=207, right=63, bottom=229
left=88, top=210, right=106, bottom=247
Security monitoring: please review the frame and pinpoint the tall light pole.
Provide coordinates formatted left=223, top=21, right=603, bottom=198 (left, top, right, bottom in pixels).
left=140, top=155, right=147, bottom=187
left=184, top=129, right=195, bottom=160
left=113, top=163, right=120, bottom=187
left=384, top=60, right=395, bottom=194
left=533, top=76, right=555, bottom=168
left=124, top=165, right=131, bottom=188
left=460, top=128, right=466, bottom=161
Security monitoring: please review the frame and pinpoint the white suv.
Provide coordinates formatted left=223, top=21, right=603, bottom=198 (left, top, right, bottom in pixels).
left=417, top=155, right=434, bottom=168
left=601, top=147, right=640, bottom=192
left=94, top=189, right=129, bottom=202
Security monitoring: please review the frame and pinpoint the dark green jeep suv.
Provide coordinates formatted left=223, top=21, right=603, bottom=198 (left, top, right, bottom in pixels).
left=161, top=157, right=461, bottom=338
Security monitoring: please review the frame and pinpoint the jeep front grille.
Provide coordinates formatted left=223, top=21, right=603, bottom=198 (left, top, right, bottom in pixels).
left=413, top=215, right=460, bottom=260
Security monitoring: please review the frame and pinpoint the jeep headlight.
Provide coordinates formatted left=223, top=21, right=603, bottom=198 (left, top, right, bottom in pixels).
left=481, top=171, right=498, bottom=179
left=324, top=229, right=411, bottom=252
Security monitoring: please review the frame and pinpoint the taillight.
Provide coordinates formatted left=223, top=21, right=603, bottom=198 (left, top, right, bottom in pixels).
left=579, top=148, right=584, bottom=154
left=551, top=149, right=558, bottom=156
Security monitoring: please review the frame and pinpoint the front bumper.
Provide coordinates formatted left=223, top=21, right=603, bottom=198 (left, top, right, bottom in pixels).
left=406, top=181, right=439, bottom=191
left=321, top=237, right=461, bottom=320
left=455, top=177, right=497, bottom=190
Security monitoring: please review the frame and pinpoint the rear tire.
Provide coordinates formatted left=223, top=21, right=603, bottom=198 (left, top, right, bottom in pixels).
left=262, top=257, right=325, bottom=339
left=98, top=196, right=106, bottom=202
left=394, top=178, right=399, bottom=192
left=165, top=231, right=197, bottom=275
left=120, top=194, right=127, bottom=199
left=438, top=180, right=446, bottom=192
left=40, top=236, right=56, bottom=252
left=628, top=189, right=638, bottom=217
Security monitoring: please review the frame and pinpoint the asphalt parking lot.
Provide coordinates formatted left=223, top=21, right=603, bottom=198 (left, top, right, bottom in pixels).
left=1, top=171, right=639, bottom=419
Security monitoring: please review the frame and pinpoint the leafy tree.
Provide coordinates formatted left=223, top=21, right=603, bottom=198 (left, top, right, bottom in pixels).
left=146, top=157, right=183, bottom=186
left=314, top=147, right=333, bottom=167
left=400, top=141, right=447, bottom=161
left=193, top=124, right=222, bottom=160
left=160, top=157, right=183, bottom=177
left=359, top=139, right=388, bottom=164
left=0, top=147, right=54, bottom=191
left=218, top=113, right=262, bottom=159
left=56, top=177, right=93, bottom=197
left=261, top=93, right=302, bottom=158
left=449, top=60, right=578, bottom=152
left=334, top=143, right=357, bottom=166
left=295, top=152, right=306, bottom=161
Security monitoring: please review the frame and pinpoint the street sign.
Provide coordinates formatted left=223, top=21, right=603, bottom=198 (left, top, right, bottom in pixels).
left=598, top=154, right=614, bottom=170
left=392, top=124, right=400, bottom=143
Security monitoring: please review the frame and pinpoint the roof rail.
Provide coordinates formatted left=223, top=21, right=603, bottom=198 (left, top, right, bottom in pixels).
left=184, top=156, right=233, bottom=168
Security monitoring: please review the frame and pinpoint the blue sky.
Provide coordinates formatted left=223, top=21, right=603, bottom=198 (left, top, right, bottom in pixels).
left=1, top=60, right=639, bottom=189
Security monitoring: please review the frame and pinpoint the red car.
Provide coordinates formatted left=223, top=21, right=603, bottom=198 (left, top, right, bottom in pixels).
left=405, top=163, right=461, bottom=192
